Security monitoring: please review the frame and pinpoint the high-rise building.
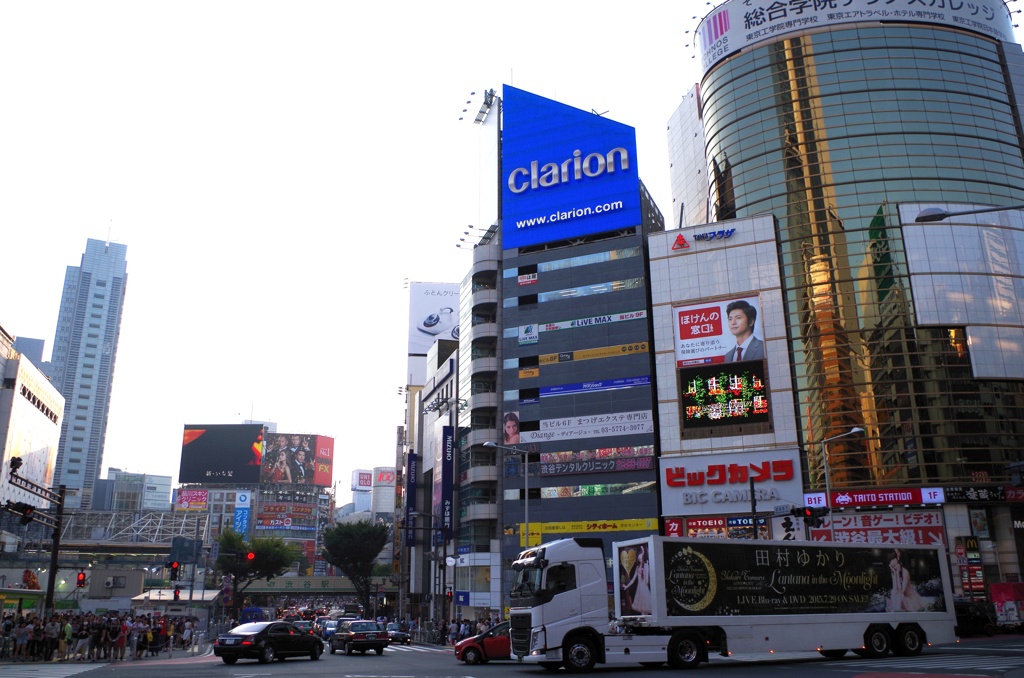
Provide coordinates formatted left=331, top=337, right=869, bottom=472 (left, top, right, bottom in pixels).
left=496, top=85, right=665, bottom=595
left=658, top=1, right=1024, bottom=587
left=49, top=238, right=128, bottom=510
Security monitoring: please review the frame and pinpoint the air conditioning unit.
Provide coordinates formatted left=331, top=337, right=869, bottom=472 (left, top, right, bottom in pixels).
left=104, top=576, right=115, bottom=588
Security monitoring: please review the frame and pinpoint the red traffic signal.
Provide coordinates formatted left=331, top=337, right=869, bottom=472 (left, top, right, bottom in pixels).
left=76, top=571, right=86, bottom=588
left=246, top=552, right=255, bottom=561
left=169, top=561, right=180, bottom=581
left=790, top=506, right=830, bottom=528
left=173, top=587, right=181, bottom=601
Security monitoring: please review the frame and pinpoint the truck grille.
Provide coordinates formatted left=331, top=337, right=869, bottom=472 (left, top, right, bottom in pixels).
left=510, top=613, right=532, bottom=656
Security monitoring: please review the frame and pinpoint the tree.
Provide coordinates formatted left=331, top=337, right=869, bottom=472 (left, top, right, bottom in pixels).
left=216, top=528, right=301, bottom=611
left=322, top=521, right=390, bottom=614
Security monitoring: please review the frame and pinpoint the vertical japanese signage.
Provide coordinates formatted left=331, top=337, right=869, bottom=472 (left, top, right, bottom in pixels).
left=234, top=491, right=251, bottom=539
left=430, top=422, right=455, bottom=545
left=441, top=426, right=455, bottom=541
left=404, top=452, right=419, bottom=545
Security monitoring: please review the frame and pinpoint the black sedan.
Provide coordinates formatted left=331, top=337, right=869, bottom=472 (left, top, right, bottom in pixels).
left=386, top=622, right=411, bottom=645
left=214, top=621, right=324, bottom=664
left=329, top=620, right=389, bottom=655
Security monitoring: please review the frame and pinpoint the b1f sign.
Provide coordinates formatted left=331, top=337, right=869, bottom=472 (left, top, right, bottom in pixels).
left=501, top=85, right=641, bottom=250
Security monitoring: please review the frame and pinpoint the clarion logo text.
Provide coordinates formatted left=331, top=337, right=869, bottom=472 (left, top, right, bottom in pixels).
left=507, top=147, right=630, bottom=194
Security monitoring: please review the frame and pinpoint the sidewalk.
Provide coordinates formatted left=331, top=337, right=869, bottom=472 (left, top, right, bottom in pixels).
left=0, top=639, right=212, bottom=664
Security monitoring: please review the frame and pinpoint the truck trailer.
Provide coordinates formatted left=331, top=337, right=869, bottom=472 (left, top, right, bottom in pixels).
left=508, top=536, right=956, bottom=671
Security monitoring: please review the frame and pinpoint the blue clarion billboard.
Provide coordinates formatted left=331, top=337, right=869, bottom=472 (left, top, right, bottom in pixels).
left=501, top=85, right=641, bottom=250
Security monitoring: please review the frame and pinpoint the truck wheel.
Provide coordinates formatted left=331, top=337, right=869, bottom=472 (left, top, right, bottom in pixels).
left=563, top=636, right=596, bottom=673
left=668, top=632, right=703, bottom=669
left=892, top=625, right=924, bottom=657
left=862, top=626, right=891, bottom=659
left=818, top=649, right=847, bottom=659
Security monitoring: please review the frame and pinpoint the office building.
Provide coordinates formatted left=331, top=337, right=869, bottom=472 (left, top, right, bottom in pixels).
left=0, top=323, right=64, bottom=551
left=49, top=238, right=128, bottom=510
left=657, top=0, right=1024, bottom=591
left=491, top=85, right=666, bottom=610
left=92, top=469, right=172, bottom=511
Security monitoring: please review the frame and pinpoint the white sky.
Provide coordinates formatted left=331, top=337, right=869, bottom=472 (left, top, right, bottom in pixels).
left=4, top=3, right=1021, bottom=504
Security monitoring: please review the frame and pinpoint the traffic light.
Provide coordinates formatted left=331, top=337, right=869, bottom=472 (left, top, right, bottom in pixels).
left=76, top=571, right=86, bottom=588
left=173, top=587, right=181, bottom=601
left=246, top=551, right=255, bottom=561
left=5, top=501, right=36, bottom=525
left=168, top=561, right=180, bottom=581
left=790, top=506, right=830, bottom=528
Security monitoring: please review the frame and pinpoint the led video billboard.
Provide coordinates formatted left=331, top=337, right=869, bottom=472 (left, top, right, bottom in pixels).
left=678, top=361, right=770, bottom=430
left=501, top=85, right=641, bottom=250
left=261, top=432, right=334, bottom=487
left=179, top=424, right=265, bottom=484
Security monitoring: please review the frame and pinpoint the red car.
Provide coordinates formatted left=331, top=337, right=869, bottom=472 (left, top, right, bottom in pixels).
left=454, top=621, right=511, bottom=664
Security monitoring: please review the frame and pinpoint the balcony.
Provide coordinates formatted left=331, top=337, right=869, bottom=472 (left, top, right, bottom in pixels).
left=472, top=287, right=499, bottom=310
left=469, top=357, right=498, bottom=380
left=465, top=428, right=498, bottom=449
left=461, top=465, right=500, bottom=484
left=467, top=322, right=499, bottom=342
left=467, top=391, right=499, bottom=411
left=463, top=502, right=499, bottom=522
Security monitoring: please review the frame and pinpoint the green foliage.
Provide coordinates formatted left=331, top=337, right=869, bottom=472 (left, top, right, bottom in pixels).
left=216, top=528, right=302, bottom=592
left=322, top=521, right=390, bottom=613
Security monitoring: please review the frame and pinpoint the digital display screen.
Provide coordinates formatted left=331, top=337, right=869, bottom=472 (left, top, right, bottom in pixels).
left=678, top=361, right=770, bottom=429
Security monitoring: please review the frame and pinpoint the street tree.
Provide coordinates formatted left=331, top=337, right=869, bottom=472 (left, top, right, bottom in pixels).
left=216, top=528, right=301, bottom=611
left=322, top=521, right=390, bottom=614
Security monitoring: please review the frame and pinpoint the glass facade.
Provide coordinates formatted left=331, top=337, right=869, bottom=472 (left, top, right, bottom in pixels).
left=702, top=25, right=1024, bottom=491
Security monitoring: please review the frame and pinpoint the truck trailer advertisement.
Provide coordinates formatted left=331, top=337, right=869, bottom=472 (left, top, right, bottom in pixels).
left=629, top=540, right=947, bottom=618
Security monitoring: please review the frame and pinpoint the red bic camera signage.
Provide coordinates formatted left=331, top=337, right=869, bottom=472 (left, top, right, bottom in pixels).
left=659, top=449, right=801, bottom=517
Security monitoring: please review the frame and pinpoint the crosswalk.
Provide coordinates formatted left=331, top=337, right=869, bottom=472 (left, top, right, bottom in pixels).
left=388, top=644, right=454, bottom=655
left=0, top=662, right=102, bottom=678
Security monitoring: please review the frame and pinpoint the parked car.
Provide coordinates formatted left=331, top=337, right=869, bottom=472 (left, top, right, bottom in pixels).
left=955, top=600, right=997, bottom=637
left=385, top=622, right=411, bottom=645
left=329, top=620, right=389, bottom=655
left=214, top=621, right=324, bottom=664
left=454, top=621, right=511, bottom=664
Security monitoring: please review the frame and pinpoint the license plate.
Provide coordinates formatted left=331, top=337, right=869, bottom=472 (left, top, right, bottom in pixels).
left=223, top=639, right=237, bottom=645
left=366, top=634, right=376, bottom=639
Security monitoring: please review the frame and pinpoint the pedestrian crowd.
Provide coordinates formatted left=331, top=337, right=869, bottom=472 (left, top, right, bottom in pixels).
left=0, top=611, right=197, bottom=662
left=443, top=617, right=493, bottom=644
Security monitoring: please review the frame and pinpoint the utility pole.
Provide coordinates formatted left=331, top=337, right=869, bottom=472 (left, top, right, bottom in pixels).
left=6, top=457, right=66, bottom=612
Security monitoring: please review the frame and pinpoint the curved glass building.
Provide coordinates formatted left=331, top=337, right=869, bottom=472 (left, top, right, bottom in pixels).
left=658, top=0, right=1024, bottom=587
left=700, top=2, right=1024, bottom=487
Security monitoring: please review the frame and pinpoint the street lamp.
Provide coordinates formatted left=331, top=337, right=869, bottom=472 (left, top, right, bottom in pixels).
left=484, top=441, right=532, bottom=548
left=819, top=427, right=865, bottom=540
left=915, top=204, right=1024, bottom=222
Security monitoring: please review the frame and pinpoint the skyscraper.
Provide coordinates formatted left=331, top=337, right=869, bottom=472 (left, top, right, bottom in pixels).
left=658, top=0, right=1024, bottom=582
left=49, top=238, right=128, bottom=509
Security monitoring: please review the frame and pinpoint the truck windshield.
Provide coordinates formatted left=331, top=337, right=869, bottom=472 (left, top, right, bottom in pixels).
left=511, top=566, right=542, bottom=598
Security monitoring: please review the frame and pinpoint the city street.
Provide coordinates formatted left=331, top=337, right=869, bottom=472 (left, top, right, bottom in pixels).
left=4, top=635, right=1023, bottom=678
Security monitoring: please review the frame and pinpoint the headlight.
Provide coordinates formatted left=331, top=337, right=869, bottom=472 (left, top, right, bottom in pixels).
left=530, top=628, right=545, bottom=654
